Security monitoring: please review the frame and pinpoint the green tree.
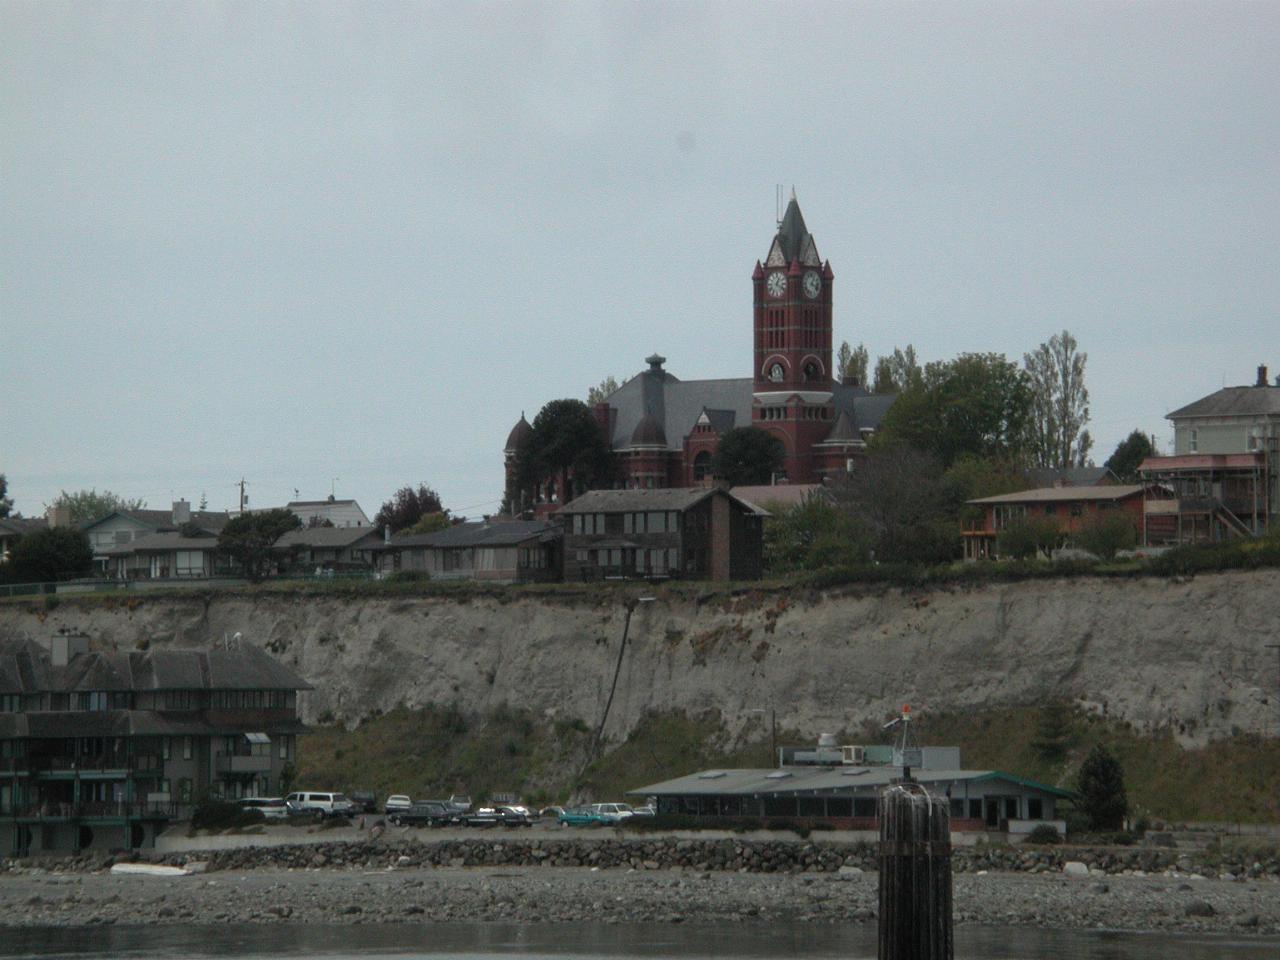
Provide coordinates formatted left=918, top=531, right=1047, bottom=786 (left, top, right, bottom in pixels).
left=48, top=488, right=147, bottom=524
left=875, top=353, right=1033, bottom=467
left=375, top=484, right=445, bottom=533
left=945, top=455, right=1029, bottom=523
left=1073, top=511, right=1137, bottom=560
left=1031, top=700, right=1074, bottom=763
left=836, top=341, right=870, bottom=385
left=406, top=511, right=451, bottom=535
left=1024, top=330, right=1092, bottom=469
left=997, top=516, right=1063, bottom=560
left=710, top=427, right=785, bottom=486
left=1104, top=430, right=1156, bottom=482
left=8, top=527, right=93, bottom=583
left=832, top=445, right=959, bottom=564
left=516, top=399, right=614, bottom=506
left=217, top=508, right=302, bottom=582
left=872, top=344, right=922, bottom=394
left=0, top=474, right=11, bottom=518
left=763, top=494, right=869, bottom=574
left=586, top=375, right=620, bottom=405
left=1077, top=743, right=1128, bottom=831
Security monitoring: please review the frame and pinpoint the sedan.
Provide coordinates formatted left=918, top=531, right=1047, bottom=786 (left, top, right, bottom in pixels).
left=384, top=795, right=412, bottom=817
left=237, top=797, right=289, bottom=820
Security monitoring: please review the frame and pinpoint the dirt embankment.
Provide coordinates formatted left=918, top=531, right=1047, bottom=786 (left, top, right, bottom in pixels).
left=1, top=570, right=1275, bottom=745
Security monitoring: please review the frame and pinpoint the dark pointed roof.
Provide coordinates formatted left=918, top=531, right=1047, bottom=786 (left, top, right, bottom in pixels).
left=630, top=413, right=668, bottom=447
left=822, top=410, right=859, bottom=444
left=504, top=414, right=533, bottom=453
left=774, top=196, right=812, bottom=263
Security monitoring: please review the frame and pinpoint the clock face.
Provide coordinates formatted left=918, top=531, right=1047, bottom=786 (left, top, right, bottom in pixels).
left=802, top=270, right=821, bottom=299
left=768, top=363, right=785, bottom=382
left=767, top=271, right=787, bottom=298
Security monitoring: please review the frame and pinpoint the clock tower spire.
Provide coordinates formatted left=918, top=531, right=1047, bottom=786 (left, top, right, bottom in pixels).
left=751, top=192, right=835, bottom=482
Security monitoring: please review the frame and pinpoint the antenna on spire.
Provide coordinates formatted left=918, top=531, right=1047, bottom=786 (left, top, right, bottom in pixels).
left=776, top=184, right=783, bottom=227
left=790, top=185, right=797, bottom=202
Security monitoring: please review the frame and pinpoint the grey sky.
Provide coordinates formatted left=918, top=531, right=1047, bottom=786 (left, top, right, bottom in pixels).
left=3, top=2, right=1277, bottom=518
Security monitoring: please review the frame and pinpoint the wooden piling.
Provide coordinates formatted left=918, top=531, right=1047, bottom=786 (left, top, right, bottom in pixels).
left=878, top=783, right=953, bottom=960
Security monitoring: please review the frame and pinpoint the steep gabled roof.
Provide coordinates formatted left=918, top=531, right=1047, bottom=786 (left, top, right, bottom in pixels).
left=555, top=487, right=768, bottom=517
left=1166, top=385, right=1280, bottom=420
left=773, top=195, right=814, bottom=264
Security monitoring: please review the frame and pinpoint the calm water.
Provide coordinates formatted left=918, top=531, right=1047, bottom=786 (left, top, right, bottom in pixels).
left=0, top=923, right=1277, bottom=960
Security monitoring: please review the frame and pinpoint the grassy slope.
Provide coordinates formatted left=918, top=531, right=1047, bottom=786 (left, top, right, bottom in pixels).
left=296, top=705, right=1280, bottom=823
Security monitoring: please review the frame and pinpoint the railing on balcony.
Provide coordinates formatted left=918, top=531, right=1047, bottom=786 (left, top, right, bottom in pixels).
left=8, top=800, right=176, bottom=820
left=29, top=756, right=129, bottom=774
left=214, top=752, right=271, bottom=774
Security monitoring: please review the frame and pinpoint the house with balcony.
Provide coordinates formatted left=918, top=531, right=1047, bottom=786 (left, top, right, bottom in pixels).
left=0, top=631, right=310, bottom=857
left=1139, top=365, right=1278, bottom=544
left=961, top=485, right=1145, bottom=561
left=78, top=501, right=231, bottom=575
left=556, top=486, right=768, bottom=581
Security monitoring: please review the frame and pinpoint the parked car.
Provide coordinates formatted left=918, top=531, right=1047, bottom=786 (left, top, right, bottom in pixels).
left=630, top=804, right=656, bottom=817
left=557, top=804, right=608, bottom=827
left=540, top=805, right=565, bottom=820
left=349, top=790, right=377, bottom=814
left=494, top=804, right=534, bottom=827
left=391, top=800, right=453, bottom=827
left=237, top=797, right=288, bottom=820
left=457, top=805, right=500, bottom=827
left=284, top=791, right=357, bottom=819
left=447, top=794, right=473, bottom=814
left=384, top=794, right=413, bottom=817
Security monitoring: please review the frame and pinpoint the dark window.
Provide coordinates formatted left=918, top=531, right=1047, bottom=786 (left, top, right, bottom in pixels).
left=1028, top=798, right=1043, bottom=819
left=826, top=796, right=852, bottom=817
left=853, top=797, right=877, bottom=818
left=968, top=799, right=982, bottom=820
left=693, top=452, right=712, bottom=481
left=797, top=796, right=825, bottom=817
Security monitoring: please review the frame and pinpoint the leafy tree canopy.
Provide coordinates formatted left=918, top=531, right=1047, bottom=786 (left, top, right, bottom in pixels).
left=516, top=399, right=614, bottom=505
left=1077, top=743, right=1128, bottom=831
left=49, top=488, right=147, bottom=524
left=217, top=508, right=301, bottom=582
left=406, top=511, right=451, bottom=535
left=375, top=484, right=445, bottom=533
left=997, top=516, right=1064, bottom=560
left=763, top=494, right=870, bottom=575
left=836, top=342, right=870, bottom=386
left=871, top=345, right=922, bottom=394
left=710, top=427, right=785, bottom=486
left=944, top=455, right=1029, bottom=522
left=1024, top=330, right=1092, bottom=470
left=0, top=474, right=11, bottom=518
left=875, top=353, right=1033, bottom=467
left=1104, top=430, right=1156, bottom=483
left=587, top=376, right=620, bottom=406
left=8, top=527, right=93, bottom=583
left=831, top=445, right=960, bottom=564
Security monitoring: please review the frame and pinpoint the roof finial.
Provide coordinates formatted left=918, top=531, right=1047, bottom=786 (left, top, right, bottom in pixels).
left=790, top=185, right=796, bottom=202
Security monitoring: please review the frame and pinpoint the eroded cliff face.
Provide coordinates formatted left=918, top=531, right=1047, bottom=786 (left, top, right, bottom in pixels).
left=2, top=572, right=1275, bottom=746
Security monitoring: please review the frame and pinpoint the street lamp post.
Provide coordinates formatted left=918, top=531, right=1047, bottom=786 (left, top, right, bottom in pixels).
left=748, top=707, right=778, bottom=767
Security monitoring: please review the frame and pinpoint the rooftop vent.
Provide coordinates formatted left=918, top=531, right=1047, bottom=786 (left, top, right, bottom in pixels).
left=697, top=771, right=726, bottom=780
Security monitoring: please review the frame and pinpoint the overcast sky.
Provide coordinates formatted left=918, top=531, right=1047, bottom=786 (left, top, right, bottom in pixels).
left=3, top=2, right=1277, bottom=519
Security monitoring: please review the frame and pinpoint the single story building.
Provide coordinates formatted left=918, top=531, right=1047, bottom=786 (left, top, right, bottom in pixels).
left=374, top=519, right=560, bottom=583
left=961, top=484, right=1145, bottom=561
left=629, top=753, right=1070, bottom=837
left=104, top=532, right=226, bottom=580
left=556, top=486, right=768, bottom=581
left=276, top=526, right=384, bottom=573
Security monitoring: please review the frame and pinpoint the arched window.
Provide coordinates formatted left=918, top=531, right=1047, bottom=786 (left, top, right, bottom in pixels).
left=693, top=451, right=712, bottom=481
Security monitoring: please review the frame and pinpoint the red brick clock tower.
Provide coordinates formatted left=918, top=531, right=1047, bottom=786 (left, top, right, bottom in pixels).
left=751, top=192, right=836, bottom=482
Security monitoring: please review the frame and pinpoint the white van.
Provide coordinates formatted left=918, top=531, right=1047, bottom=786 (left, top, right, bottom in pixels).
left=284, top=791, right=356, bottom=819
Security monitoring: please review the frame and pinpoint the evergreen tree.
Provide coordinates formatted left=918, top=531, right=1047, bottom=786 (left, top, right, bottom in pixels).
left=710, top=427, right=785, bottom=486
left=1104, top=430, right=1156, bottom=482
left=1077, top=743, right=1128, bottom=831
left=8, top=527, right=93, bottom=583
left=1031, top=700, right=1073, bottom=763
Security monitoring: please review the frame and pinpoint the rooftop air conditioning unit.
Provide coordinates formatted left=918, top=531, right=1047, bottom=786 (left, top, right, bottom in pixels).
left=842, top=745, right=866, bottom=765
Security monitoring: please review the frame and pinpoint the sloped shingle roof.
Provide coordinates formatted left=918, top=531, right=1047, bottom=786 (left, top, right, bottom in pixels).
left=1167, top=385, right=1280, bottom=420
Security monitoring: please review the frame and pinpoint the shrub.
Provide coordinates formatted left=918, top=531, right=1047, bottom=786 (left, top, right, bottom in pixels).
left=1073, top=511, right=1137, bottom=560
left=387, top=569, right=431, bottom=583
left=997, top=517, right=1062, bottom=560
left=1025, top=824, right=1062, bottom=845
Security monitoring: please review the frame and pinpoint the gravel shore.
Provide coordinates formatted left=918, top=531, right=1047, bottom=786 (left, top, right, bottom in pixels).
left=1, top=863, right=1276, bottom=935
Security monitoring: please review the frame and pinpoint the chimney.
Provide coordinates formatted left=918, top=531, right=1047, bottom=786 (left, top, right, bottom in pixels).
left=45, top=629, right=90, bottom=668
left=383, top=526, right=391, bottom=543
left=47, top=503, right=73, bottom=529
left=172, top=500, right=191, bottom=525
left=1257, top=365, right=1269, bottom=387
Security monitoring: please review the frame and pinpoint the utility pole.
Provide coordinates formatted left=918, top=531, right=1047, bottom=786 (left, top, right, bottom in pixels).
left=236, top=478, right=249, bottom=513
left=1268, top=644, right=1280, bottom=736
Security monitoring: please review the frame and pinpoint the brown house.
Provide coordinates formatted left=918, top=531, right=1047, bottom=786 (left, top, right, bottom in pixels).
left=962, top=485, right=1146, bottom=561
left=556, top=487, right=768, bottom=582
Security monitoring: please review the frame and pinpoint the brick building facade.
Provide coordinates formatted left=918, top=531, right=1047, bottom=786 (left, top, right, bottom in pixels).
left=505, top=196, right=895, bottom=511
